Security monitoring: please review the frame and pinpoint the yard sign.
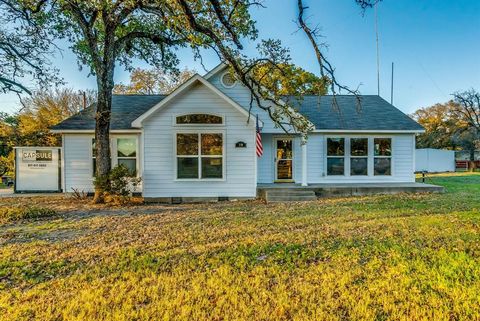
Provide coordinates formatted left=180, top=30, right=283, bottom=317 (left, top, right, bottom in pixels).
left=14, top=147, right=61, bottom=192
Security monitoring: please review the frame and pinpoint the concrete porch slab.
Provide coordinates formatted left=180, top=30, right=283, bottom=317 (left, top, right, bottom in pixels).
left=257, top=182, right=444, bottom=201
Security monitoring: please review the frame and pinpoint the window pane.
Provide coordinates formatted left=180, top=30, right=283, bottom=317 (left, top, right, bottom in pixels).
left=92, top=158, right=96, bottom=176
left=176, top=114, right=223, bottom=124
left=118, top=159, right=136, bottom=176
left=374, top=158, right=391, bottom=175
left=201, top=157, right=223, bottom=178
left=117, top=138, right=136, bottom=157
left=277, top=160, right=293, bottom=179
left=201, top=134, right=223, bottom=155
left=276, top=139, right=293, bottom=159
left=177, top=134, right=198, bottom=155
left=351, top=158, right=368, bottom=175
left=177, top=157, right=198, bottom=178
left=327, top=138, right=344, bottom=156
left=351, top=138, right=368, bottom=156
left=327, top=158, right=344, bottom=175
left=374, top=138, right=392, bottom=156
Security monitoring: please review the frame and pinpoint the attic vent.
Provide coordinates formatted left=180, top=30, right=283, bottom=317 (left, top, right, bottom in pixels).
left=220, top=72, right=237, bottom=88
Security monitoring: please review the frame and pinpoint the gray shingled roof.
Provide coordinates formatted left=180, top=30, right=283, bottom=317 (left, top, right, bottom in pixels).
left=51, top=95, right=166, bottom=130
left=52, top=94, right=422, bottom=131
left=287, top=95, right=423, bottom=131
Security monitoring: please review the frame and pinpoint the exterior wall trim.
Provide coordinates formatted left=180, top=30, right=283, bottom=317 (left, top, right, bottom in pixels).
left=51, top=129, right=142, bottom=134
left=313, top=129, right=424, bottom=134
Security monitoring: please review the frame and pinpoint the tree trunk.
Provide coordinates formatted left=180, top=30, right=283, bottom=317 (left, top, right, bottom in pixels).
left=93, top=48, right=115, bottom=203
left=468, top=148, right=476, bottom=172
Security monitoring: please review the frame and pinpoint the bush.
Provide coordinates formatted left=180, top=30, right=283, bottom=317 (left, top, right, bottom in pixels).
left=94, top=165, right=141, bottom=204
left=0, top=206, right=57, bottom=223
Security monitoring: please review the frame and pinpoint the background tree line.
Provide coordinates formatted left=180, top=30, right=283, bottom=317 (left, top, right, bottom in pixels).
left=0, top=89, right=96, bottom=175
left=412, top=89, right=480, bottom=161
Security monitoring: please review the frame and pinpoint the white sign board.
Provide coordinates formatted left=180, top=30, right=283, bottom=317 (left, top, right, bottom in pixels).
left=15, top=147, right=61, bottom=192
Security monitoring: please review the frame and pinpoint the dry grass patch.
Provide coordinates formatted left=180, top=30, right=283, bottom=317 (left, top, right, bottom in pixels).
left=0, top=173, right=479, bottom=320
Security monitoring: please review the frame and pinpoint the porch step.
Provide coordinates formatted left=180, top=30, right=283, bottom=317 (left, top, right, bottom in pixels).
left=264, top=189, right=317, bottom=203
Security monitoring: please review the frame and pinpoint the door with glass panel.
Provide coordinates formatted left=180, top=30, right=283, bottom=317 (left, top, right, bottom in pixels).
left=275, top=138, right=293, bottom=181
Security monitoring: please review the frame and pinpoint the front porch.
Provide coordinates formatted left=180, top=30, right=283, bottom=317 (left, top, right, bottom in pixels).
left=257, top=182, right=444, bottom=202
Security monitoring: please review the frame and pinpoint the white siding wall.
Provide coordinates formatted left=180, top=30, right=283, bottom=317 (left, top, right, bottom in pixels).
left=258, top=133, right=416, bottom=184
left=63, top=134, right=95, bottom=192
left=63, top=133, right=141, bottom=193
left=257, top=134, right=274, bottom=183
left=306, top=134, right=324, bottom=180
left=142, top=83, right=256, bottom=198
left=209, top=72, right=286, bottom=133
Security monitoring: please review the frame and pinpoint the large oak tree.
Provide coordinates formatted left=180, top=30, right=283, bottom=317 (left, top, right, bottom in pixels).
left=11, top=0, right=377, bottom=202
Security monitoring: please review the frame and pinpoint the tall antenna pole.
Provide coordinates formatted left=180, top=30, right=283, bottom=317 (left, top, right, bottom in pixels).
left=390, top=62, right=394, bottom=105
left=375, top=2, right=380, bottom=96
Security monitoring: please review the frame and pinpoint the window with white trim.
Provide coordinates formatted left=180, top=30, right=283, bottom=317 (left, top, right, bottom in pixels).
left=117, top=138, right=137, bottom=176
left=350, top=138, right=368, bottom=176
left=374, top=138, right=392, bottom=175
left=176, top=133, right=223, bottom=179
left=327, top=138, right=345, bottom=175
left=220, top=72, right=237, bottom=88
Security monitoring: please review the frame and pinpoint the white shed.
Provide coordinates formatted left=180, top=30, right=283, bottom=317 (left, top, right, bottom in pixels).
left=415, top=148, right=455, bottom=173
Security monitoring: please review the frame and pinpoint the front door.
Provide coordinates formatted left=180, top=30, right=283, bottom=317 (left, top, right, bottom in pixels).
left=275, top=138, right=293, bottom=181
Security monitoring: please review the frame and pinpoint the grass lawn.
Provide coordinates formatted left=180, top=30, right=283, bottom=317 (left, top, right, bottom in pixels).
left=0, top=173, right=479, bottom=320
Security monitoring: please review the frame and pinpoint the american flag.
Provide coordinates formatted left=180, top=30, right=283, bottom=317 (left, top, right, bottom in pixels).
left=256, top=115, right=263, bottom=157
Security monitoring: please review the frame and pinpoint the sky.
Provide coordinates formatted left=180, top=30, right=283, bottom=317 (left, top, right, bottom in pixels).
left=1, top=0, right=479, bottom=115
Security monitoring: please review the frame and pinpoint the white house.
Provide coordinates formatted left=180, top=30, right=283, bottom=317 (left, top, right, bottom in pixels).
left=51, top=64, right=425, bottom=201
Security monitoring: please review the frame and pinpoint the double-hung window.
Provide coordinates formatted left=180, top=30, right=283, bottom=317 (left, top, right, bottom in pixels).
left=350, top=138, right=368, bottom=175
left=327, top=138, right=345, bottom=175
left=117, top=138, right=137, bottom=176
left=92, top=137, right=137, bottom=177
left=176, top=133, right=223, bottom=179
left=374, top=138, right=392, bottom=175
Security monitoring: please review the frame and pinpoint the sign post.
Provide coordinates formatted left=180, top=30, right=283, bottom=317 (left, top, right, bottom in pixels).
left=14, top=147, right=62, bottom=193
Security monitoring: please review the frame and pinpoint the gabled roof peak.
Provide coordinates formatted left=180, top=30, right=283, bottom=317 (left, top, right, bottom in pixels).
left=203, top=62, right=228, bottom=80
left=130, top=73, right=253, bottom=128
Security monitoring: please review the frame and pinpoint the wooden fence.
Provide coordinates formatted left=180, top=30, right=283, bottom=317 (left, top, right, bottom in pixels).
left=456, top=160, right=480, bottom=171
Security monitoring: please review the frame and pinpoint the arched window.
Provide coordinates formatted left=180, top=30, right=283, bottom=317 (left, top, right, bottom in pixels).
left=176, top=114, right=223, bottom=125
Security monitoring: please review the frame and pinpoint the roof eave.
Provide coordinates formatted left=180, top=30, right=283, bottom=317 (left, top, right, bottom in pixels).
left=50, top=129, right=142, bottom=134
left=311, top=129, right=425, bottom=134
left=203, top=62, right=228, bottom=79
